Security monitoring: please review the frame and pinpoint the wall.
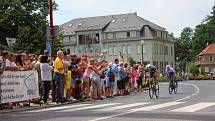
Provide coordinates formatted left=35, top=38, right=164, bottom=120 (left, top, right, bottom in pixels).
left=103, top=40, right=152, bottom=63
left=152, top=40, right=175, bottom=73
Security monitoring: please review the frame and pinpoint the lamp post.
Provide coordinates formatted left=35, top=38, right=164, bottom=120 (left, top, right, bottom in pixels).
left=140, top=41, right=145, bottom=65
left=49, top=0, right=55, bottom=58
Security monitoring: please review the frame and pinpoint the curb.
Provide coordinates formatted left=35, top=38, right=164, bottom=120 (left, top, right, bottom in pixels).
left=0, top=100, right=81, bottom=114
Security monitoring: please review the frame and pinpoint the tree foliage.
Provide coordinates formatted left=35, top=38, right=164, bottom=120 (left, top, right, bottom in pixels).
left=192, top=5, right=215, bottom=58
left=175, top=27, right=193, bottom=71
left=0, top=0, right=57, bottom=54
left=176, top=4, right=215, bottom=71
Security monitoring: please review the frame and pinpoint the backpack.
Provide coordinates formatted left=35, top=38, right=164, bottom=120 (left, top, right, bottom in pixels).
left=109, top=69, right=115, bottom=81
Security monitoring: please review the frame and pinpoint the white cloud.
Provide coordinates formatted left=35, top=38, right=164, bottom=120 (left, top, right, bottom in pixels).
left=54, top=0, right=214, bottom=37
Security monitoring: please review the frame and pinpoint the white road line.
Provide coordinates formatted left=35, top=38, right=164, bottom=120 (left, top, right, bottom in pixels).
left=172, top=102, right=215, bottom=112
left=131, top=102, right=185, bottom=111
left=175, top=96, right=191, bottom=102
left=58, top=103, right=121, bottom=112
left=180, top=83, right=200, bottom=94
left=89, top=110, right=136, bottom=121
left=94, top=102, right=152, bottom=111
left=28, top=104, right=92, bottom=113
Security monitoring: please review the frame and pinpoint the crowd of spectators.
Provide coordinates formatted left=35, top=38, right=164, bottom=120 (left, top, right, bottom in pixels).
left=0, top=50, right=154, bottom=109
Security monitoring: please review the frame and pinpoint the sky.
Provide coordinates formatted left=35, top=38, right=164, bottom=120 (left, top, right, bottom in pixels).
left=53, top=0, right=214, bottom=37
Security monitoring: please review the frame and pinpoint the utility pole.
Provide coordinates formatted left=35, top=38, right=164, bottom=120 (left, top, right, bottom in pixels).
left=49, top=0, right=55, bottom=58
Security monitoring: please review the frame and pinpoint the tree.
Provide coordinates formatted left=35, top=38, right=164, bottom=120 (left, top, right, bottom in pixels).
left=175, top=27, right=193, bottom=71
left=0, top=0, right=57, bottom=54
left=192, top=5, right=215, bottom=58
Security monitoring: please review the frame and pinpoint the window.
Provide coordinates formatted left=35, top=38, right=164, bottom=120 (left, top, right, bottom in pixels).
left=113, top=46, right=117, bottom=56
left=164, top=46, right=168, bottom=55
left=113, top=33, right=116, bottom=38
left=136, top=31, right=140, bottom=37
left=137, top=45, right=141, bottom=54
left=171, top=47, right=173, bottom=56
left=67, top=49, right=70, bottom=55
left=108, top=46, right=113, bottom=56
left=160, top=62, right=163, bottom=73
left=78, top=33, right=100, bottom=45
left=128, top=45, right=132, bottom=54
left=127, top=32, right=130, bottom=38
left=122, top=46, right=127, bottom=54
left=154, top=44, right=158, bottom=54
left=160, top=45, right=163, bottom=55
left=209, top=56, right=213, bottom=62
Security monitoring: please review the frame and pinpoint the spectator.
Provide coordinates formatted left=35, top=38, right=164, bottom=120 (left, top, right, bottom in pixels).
left=137, top=64, right=143, bottom=91
left=112, top=59, right=119, bottom=95
left=65, top=66, right=72, bottom=100
left=106, top=63, right=114, bottom=97
left=53, top=50, right=65, bottom=103
left=130, top=65, right=137, bottom=94
left=40, top=55, right=53, bottom=104
left=118, top=62, right=126, bottom=95
left=5, top=52, right=18, bottom=71
left=124, top=63, right=130, bottom=95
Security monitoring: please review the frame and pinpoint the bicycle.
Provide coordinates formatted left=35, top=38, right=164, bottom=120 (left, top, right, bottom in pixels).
left=148, top=74, right=159, bottom=99
left=168, top=75, right=178, bottom=94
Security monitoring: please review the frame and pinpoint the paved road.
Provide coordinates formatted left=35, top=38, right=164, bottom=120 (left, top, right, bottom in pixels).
left=1, top=80, right=215, bottom=121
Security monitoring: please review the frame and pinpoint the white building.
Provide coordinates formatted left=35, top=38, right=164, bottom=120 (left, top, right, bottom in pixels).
left=59, top=12, right=176, bottom=73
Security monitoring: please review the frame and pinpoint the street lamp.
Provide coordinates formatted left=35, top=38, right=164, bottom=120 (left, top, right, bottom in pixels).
left=140, top=40, right=145, bottom=65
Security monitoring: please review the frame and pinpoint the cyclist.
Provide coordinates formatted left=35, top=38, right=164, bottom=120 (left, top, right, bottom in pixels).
left=144, top=64, right=158, bottom=84
left=165, top=65, right=175, bottom=81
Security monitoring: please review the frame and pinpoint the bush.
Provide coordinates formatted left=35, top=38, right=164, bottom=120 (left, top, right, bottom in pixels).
left=197, top=75, right=204, bottom=80
left=158, top=76, right=168, bottom=82
left=176, top=76, right=183, bottom=81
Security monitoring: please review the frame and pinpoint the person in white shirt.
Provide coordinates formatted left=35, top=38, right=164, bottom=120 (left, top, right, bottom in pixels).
left=40, top=55, right=53, bottom=104
left=5, top=53, right=18, bottom=71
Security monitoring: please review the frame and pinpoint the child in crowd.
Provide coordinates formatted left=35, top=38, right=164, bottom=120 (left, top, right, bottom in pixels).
left=40, top=55, right=53, bottom=104
left=130, top=64, right=137, bottom=94
left=65, top=66, right=72, bottom=100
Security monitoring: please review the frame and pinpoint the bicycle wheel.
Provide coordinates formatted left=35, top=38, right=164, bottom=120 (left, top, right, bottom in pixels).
left=149, top=80, right=154, bottom=99
left=169, top=80, right=173, bottom=94
left=174, top=80, right=178, bottom=94
left=154, top=82, right=159, bottom=99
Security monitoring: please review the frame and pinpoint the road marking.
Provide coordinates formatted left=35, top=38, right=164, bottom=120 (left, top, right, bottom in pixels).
left=175, top=96, right=191, bottom=102
left=28, top=104, right=92, bottom=113
left=59, top=103, right=120, bottom=112
left=181, top=83, right=200, bottom=94
left=94, top=102, right=152, bottom=111
left=172, top=102, right=215, bottom=112
left=89, top=110, right=136, bottom=121
left=131, top=102, right=185, bottom=111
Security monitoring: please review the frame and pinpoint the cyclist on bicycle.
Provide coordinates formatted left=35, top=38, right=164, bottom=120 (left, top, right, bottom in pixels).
left=145, top=64, right=158, bottom=83
left=165, top=65, right=175, bottom=80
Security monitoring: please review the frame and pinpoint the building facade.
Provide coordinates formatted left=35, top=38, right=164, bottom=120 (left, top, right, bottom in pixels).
left=59, top=13, right=175, bottom=73
left=196, top=44, right=215, bottom=74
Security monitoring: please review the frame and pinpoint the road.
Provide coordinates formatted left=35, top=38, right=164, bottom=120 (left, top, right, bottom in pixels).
left=1, top=80, right=215, bottom=121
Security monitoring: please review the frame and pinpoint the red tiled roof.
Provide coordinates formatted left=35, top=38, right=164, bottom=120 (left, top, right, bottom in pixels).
left=199, top=44, right=215, bottom=55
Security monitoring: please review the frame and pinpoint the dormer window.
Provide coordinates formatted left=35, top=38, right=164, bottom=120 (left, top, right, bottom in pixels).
left=78, top=23, right=82, bottom=26
left=122, top=19, right=127, bottom=22
left=111, top=20, right=116, bottom=23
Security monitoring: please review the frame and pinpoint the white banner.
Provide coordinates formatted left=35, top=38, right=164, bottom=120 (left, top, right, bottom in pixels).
left=0, top=70, right=39, bottom=103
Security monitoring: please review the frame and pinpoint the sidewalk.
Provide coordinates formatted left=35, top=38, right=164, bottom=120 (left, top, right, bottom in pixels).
left=0, top=100, right=80, bottom=114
